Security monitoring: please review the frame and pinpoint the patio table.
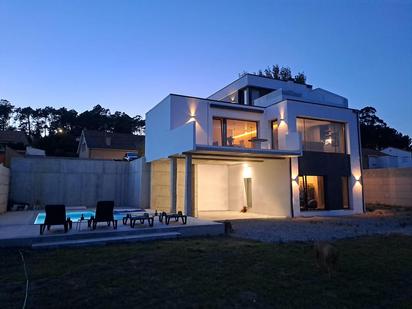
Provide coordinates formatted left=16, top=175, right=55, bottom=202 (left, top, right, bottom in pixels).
left=129, top=213, right=154, bottom=227
left=159, top=211, right=187, bottom=225
left=74, top=218, right=89, bottom=231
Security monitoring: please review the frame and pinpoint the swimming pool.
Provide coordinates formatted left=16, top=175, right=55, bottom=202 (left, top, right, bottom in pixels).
left=34, top=209, right=144, bottom=224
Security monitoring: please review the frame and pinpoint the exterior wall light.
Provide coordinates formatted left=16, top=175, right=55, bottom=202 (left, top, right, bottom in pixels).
left=353, top=174, right=362, bottom=188
left=291, top=175, right=299, bottom=188
left=187, top=112, right=196, bottom=123
left=279, top=118, right=287, bottom=128
left=243, top=164, right=252, bottom=179
left=188, top=101, right=197, bottom=122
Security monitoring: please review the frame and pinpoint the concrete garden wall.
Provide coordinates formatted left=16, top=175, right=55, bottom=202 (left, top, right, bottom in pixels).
left=363, top=168, right=412, bottom=207
left=10, top=157, right=150, bottom=209
left=0, top=165, right=10, bottom=214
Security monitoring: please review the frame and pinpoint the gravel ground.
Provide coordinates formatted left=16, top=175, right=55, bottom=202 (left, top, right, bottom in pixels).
left=230, top=208, right=412, bottom=243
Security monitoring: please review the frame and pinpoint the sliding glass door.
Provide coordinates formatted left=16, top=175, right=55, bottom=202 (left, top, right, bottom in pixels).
left=213, top=118, right=258, bottom=148
left=299, top=175, right=326, bottom=210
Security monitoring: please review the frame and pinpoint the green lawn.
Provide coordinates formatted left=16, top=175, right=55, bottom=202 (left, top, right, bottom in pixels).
left=1, top=235, right=412, bottom=308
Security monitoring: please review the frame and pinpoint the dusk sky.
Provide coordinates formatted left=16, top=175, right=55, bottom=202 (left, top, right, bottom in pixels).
left=1, top=0, right=411, bottom=135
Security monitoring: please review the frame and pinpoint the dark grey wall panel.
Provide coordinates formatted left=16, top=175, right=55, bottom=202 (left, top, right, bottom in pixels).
left=298, top=151, right=351, bottom=210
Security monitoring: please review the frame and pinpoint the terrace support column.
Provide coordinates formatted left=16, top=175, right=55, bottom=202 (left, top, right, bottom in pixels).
left=170, top=157, right=177, bottom=213
left=184, top=154, right=194, bottom=216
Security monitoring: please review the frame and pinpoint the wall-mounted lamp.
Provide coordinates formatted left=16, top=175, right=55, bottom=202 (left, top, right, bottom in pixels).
left=243, top=164, right=252, bottom=179
left=188, top=102, right=197, bottom=123
left=187, top=112, right=196, bottom=123
left=291, top=175, right=299, bottom=187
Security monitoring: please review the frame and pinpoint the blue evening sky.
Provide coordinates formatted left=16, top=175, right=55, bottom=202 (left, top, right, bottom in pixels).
left=1, top=0, right=411, bottom=135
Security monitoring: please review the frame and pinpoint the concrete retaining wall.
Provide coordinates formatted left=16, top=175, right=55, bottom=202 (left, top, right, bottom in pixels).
left=10, top=157, right=150, bottom=209
left=150, top=159, right=185, bottom=213
left=0, top=165, right=10, bottom=214
left=363, top=168, right=412, bottom=207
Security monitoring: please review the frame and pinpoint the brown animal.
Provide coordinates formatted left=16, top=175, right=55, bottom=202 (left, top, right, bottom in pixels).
left=314, top=241, right=339, bottom=276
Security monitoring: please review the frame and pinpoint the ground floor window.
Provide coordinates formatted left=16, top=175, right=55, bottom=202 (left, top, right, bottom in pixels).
left=342, top=176, right=350, bottom=209
left=271, top=120, right=278, bottom=150
left=299, top=175, right=326, bottom=210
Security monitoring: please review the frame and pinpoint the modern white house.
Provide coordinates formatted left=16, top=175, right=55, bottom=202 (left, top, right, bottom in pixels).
left=145, top=74, right=364, bottom=218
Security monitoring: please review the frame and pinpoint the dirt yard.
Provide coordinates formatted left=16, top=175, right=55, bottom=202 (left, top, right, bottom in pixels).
left=230, top=204, right=412, bottom=243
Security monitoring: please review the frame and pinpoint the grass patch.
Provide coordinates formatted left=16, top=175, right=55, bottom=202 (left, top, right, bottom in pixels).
left=1, top=235, right=412, bottom=308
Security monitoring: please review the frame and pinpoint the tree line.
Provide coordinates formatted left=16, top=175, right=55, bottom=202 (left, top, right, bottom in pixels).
left=359, top=106, right=411, bottom=151
left=0, top=99, right=145, bottom=156
left=240, top=64, right=307, bottom=84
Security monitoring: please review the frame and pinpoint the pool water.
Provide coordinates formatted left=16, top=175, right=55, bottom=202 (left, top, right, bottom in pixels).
left=34, top=209, right=144, bottom=224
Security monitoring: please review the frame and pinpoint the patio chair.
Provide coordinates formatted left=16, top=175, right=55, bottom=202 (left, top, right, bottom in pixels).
left=88, top=201, right=117, bottom=230
left=40, top=204, right=72, bottom=235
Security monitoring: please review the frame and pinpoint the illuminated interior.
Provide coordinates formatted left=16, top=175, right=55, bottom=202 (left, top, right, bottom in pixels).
left=298, top=175, right=326, bottom=210
left=213, top=118, right=257, bottom=148
left=213, top=119, right=223, bottom=146
left=272, top=120, right=279, bottom=149
left=297, top=118, right=345, bottom=153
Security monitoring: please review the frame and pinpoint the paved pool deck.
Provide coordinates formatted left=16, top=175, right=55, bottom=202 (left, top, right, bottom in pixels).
left=0, top=210, right=224, bottom=247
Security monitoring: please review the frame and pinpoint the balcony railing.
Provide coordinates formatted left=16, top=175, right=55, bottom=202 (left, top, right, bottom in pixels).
left=210, top=133, right=301, bottom=152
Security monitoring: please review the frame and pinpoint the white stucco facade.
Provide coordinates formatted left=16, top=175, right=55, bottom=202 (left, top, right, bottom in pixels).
left=145, top=74, right=364, bottom=218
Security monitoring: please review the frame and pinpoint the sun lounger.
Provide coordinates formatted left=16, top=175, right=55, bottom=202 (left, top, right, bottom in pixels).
left=88, top=201, right=117, bottom=230
left=40, top=204, right=72, bottom=235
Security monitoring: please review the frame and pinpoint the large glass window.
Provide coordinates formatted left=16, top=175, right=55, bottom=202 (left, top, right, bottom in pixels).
left=299, top=175, right=326, bottom=211
left=342, top=176, right=350, bottom=209
left=213, top=118, right=258, bottom=148
left=226, top=119, right=257, bottom=148
left=271, top=120, right=279, bottom=150
left=297, top=118, right=346, bottom=153
left=212, top=119, right=223, bottom=146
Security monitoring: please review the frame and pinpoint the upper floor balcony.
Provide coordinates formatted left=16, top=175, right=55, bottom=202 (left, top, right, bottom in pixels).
left=145, top=94, right=302, bottom=162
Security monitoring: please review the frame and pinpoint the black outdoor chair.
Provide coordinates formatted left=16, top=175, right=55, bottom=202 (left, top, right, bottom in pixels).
left=88, top=201, right=117, bottom=230
left=40, top=204, right=72, bottom=235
